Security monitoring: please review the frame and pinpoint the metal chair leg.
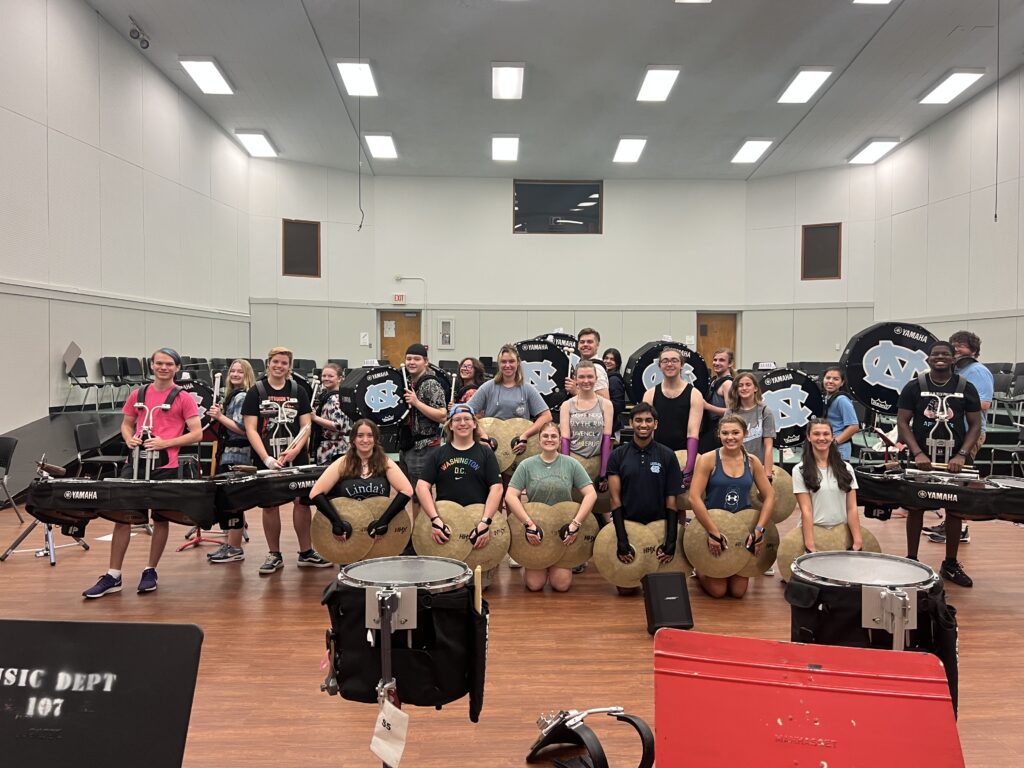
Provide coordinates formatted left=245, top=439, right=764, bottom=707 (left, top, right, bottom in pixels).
left=1, top=479, right=23, bottom=523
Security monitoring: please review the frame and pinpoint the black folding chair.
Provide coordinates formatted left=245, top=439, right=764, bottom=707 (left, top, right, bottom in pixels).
left=61, top=358, right=107, bottom=412
left=74, top=423, right=125, bottom=479
left=0, top=437, right=23, bottom=523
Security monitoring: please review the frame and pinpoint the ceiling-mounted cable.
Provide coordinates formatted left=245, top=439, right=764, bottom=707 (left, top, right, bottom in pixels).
left=994, top=0, right=1001, bottom=223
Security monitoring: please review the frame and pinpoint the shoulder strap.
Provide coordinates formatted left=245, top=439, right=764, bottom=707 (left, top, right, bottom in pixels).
left=162, top=386, right=182, bottom=407
left=256, top=379, right=269, bottom=400
left=917, top=372, right=928, bottom=391
left=289, top=379, right=298, bottom=398
left=955, top=375, right=966, bottom=395
left=135, top=384, right=148, bottom=405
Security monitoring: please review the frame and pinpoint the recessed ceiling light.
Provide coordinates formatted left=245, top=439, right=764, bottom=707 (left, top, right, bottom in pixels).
left=731, top=139, right=773, bottom=164
left=492, top=63, right=525, bottom=100
left=849, top=138, right=899, bottom=164
left=235, top=130, right=277, bottom=157
left=492, top=136, right=519, bottom=162
left=570, top=208, right=583, bottom=212
left=919, top=70, right=985, bottom=104
left=364, top=133, right=398, bottom=159
left=588, top=193, right=599, bottom=199
left=555, top=219, right=583, bottom=225
left=613, top=137, right=647, bottom=163
left=336, top=61, right=378, bottom=96
left=179, top=57, right=233, bottom=95
left=577, top=201, right=597, bottom=207
left=778, top=68, right=832, bottom=104
left=637, top=67, right=680, bottom=102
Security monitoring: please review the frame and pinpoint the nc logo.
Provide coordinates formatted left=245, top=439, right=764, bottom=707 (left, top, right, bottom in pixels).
left=763, top=384, right=812, bottom=431
left=523, top=360, right=558, bottom=396
left=365, top=380, right=400, bottom=413
left=862, top=340, right=928, bottom=394
left=642, top=361, right=696, bottom=390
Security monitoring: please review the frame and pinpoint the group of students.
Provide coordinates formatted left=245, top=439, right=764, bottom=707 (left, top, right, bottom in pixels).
left=80, top=327, right=989, bottom=599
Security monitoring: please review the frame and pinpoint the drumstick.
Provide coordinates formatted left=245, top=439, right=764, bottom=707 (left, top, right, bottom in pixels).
left=474, top=565, right=482, bottom=614
left=284, top=423, right=311, bottom=455
left=401, top=364, right=409, bottom=392
left=212, top=371, right=222, bottom=404
left=233, top=464, right=259, bottom=474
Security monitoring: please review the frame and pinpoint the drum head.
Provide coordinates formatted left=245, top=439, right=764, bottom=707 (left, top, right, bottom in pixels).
left=509, top=502, right=573, bottom=570
left=645, top=519, right=692, bottom=575
left=683, top=509, right=750, bottom=578
left=338, top=366, right=411, bottom=426
left=792, top=550, right=936, bottom=588
left=464, top=511, right=511, bottom=572
left=760, top=369, right=824, bottom=448
left=177, top=378, right=214, bottom=428
left=593, top=520, right=659, bottom=588
left=339, top=555, right=472, bottom=592
left=514, top=339, right=571, bottom=414
left=622, top=341, right=710, bottom=406
left=750, top=466, right=796, bottom=523
left=366, top=507, right=414, bottom=559
left=840, top=322, right=937, bottom=416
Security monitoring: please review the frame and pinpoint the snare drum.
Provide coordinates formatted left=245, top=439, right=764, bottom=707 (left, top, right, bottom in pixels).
left=322, top=556, right=488, bottom=721
left=785, top=551, right=959, bottom=711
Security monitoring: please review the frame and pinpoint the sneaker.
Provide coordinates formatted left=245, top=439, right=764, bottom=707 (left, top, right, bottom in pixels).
left=259, top=551, right=284, bottom=575
left=297, top=549, right=332, bottom=568
left=83, top=573, right=122, bottom=599
left=927, top=525, right=970, bottom=544
left=508, top=556, right=522, bottom=569
left=137, top=568, right=158, bottom=593
left=960, top=525, right=970, bottom=543
left=572, top=562, right=588, bottom=575
left=922, top=521, right=945, bottom=536
left=209, top=545, right=245, bottom=564
left=763, top=567, right=775, bottom=576
left=207, top=543, right=230, bottom=560
left=940, top=559, right=973, bottom=588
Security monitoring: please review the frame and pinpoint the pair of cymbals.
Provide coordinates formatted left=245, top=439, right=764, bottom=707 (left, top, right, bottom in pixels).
left=733, top=508, right=780, bottom=578
left=674, top=450, right=692, bottom=511
left=464, top=511, right=511, bottom=572
left=479, top=417, right=537, bottom=473
left=776, top=524, right=882, bottom=581
left=508, top=501, right=578, bottom=570
left=411, top=501, right=485, bottom=560
left=750, top=466, right=797, bottom=523
left=312, top=496, right=390, bottom=565
left=556, top=512, right=599, bottom=570
left=682, top=508, right=751, bottom=579
left=593, top=520, right=660, bottom=588
left=645, top=519, right=692, bottom=575
left=570, top=453, right=601, bottom=480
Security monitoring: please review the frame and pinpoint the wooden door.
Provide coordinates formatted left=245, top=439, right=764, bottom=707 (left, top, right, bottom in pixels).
left=379, top=311, right=422, bottom=366
left=696, top=313, right=737, bottom=364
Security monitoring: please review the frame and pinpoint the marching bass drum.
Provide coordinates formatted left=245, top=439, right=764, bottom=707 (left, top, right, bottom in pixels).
left=840, top=322, right=937, bottom=416
left=514, top=338, right=571, bottom=415
left=759, top=368, right=824, bottom=449
left=337, top=366, right=411, bottom=427
left=623, top=341, right=710, bottom=406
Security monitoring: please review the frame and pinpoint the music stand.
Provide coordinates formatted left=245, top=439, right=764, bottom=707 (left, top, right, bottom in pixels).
left=0, top=619, right=203, bottom=768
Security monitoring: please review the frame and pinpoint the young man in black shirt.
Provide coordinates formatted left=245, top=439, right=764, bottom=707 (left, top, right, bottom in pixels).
left=400, top=343, right=448, bottom=515
left=896, top=341, right=982, bottom=587
left=242, top=346, right=331, bottom=574
left=606, top=403, right=682, bottom=593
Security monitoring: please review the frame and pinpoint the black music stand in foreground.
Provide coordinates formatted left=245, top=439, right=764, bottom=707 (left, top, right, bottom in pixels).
left=0, top=620, right=203, bottom=768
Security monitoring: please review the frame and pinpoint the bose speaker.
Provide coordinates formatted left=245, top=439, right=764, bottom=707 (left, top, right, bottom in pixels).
left=641, top=572, right=693, bottom=635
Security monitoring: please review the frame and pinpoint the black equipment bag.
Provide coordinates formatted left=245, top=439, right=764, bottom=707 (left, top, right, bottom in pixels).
left=321, top=580, right=488, bottom=721
left=641, top=572, right=694, bottom=634
left=785, top=578, right=959, bottom=714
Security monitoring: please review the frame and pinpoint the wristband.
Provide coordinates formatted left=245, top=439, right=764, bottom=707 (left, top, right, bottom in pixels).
left=755, top=525, right=765, bottom=533
left=263, top=455, right=278, bottom=469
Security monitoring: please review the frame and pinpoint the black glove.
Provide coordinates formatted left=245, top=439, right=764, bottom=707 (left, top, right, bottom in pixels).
left=559, top=520, right=581, bottom=542
left=511, top=436, right=527, bottom=449
left=313, top=494, right=352, bottom=539
left=367, top=492, right=411, bottom=538
left=659, top=509, right=678, bottom=558
left=595, top=475, right=608, bottom=493
left=468, top=517, right=492, bottom=545
left=612, top=507, right=632, bottom=561
left=484, top=437, right=498, bottom=451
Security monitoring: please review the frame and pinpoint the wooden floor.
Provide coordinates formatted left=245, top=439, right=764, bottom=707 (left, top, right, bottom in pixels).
left=0, top=508, right=1021, bottom=767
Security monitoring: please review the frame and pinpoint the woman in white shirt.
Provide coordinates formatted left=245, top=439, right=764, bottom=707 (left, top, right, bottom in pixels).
left=793, top=418, right=863, bottom=553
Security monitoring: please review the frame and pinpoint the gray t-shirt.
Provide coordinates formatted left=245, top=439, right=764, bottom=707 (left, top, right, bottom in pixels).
left=725, top=404, right=777, bottom=465
left=568, top=397, right=605, bottom=458
left=508, top=454, right=593, bottom=505
left=468, top=379, right=548, bottom=420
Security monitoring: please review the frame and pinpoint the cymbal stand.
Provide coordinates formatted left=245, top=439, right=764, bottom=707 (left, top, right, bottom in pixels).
left=1, top=456, right=90, bottom=566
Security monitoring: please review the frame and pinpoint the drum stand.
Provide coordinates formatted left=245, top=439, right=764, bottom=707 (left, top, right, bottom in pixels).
left=862, top=586, right=918, bottom=652
left=1, top=461, right=89, bottom=566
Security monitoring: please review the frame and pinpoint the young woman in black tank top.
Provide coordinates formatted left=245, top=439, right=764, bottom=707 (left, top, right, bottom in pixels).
left=309, top=419, right=414, bottom=541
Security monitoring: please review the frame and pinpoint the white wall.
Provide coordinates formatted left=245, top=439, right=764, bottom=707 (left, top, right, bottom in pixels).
left=0, top=0, right=250, bottom=431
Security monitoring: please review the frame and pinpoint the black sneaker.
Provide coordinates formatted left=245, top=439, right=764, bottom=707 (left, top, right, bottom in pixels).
left=83, top=573, right=122, bottom=598
left=297, top=549, right=332, bottom=568
left=137, top=568, right=158, bottom=593
left=209, top=545, right=245, bottom=563
left=927, top=525, right=970, bottom=544
left=940, top=559, right=973, bottom=588
left=259, top=551, right=284, bottom=575
left=960, top=525, right=970, bottom=543
left=207, top=543, right=229, bottom=560
left=922, top=521, right=945, bottom=535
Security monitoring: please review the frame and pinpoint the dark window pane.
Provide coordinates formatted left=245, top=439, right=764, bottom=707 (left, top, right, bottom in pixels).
left=282, top=219, right=321, bottom=277
left=801, top=223, right=841, bottom=280
left=513, top=180, right=602, bottom=234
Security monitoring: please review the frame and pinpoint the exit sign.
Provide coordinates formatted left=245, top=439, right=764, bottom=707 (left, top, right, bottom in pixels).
left=392, top=293, right=406, bottom=304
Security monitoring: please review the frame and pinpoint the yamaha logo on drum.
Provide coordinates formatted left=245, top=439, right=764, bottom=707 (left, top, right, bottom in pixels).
left=287, top=480, right=316, bottom=491
left=63, top=490, right=98, bottom=500
left=894, top=326, right=929, bottom=343
left=918, top=489, right=958, bottom=503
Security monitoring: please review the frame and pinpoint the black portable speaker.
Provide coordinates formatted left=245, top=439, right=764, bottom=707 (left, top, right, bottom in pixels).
left=641, top=572, right=694, bottom=635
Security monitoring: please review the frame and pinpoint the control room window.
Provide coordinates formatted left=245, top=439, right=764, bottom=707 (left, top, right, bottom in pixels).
left=282, top=219, right=321, bottom=277
left=801, top=223, right=841, bottom=280
left=513, top=180, right=603, bottom=234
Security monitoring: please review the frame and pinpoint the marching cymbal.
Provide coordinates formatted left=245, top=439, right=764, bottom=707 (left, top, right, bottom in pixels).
left=508, top=502, right=573, bottom=570
left=555, top=508, right=599, bottom=570
left=478, top=418, right=521, bottom=474
left=366, top=507, right=414, bottom=559
left=733, top=509, right=780, bottom=578
left=776, top=524, right=883, bottom=581
left=411, top=500, right=477, bottom=560
left=515, top=423, right=541, bottom=467
left=750, top=466, right=797, bottom=523
left=311, top=497, right=377, bottom=565
left=645, top=519, right=692, bottom=575
left=673, top=451, right=692, bottom=511
left=683, top=508, right=750, bottom=579
left=464, top=510, right=511, bottom=572
left=593, top=520, right=659, bottom=588
left=571, top=453, right=601, bottom=480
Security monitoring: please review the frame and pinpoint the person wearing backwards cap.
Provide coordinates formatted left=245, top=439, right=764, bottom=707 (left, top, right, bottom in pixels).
left=82, top=347, right=203, bottom=598
left=399, top=343, right=448, bottom=517
left=605, top=403, right=683, bottom=595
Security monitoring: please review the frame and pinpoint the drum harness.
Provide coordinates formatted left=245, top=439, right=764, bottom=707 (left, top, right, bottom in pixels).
left=132, top=384, right=183, bottom=480
left=917, top=372, right=967, bottom=467
left=257, top=378, right=300, bottom=460
left=527, top=707, right=654, bottom=768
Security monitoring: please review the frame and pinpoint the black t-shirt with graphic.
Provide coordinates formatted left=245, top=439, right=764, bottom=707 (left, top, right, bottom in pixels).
left=897, top=374, right=981, bottom=458
left=330, top=474, right=390, bottom=500
left=242, top=379, right=312, bottom=462
left=420, top=443, right=501, bottom=507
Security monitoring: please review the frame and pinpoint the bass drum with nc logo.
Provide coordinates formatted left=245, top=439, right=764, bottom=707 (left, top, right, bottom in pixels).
left=760, top=368, right=824, bottom=448
left=623, top=341, right=710, bottom=406
left=337, top=366, right=411, bottom=427
left=514, top=338, right=571, bottom=414
left=840, top=322, right=937, bottom=416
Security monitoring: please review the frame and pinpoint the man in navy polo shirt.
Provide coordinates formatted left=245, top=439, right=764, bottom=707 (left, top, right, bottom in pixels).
left=606, top=403, right=682, bottom=592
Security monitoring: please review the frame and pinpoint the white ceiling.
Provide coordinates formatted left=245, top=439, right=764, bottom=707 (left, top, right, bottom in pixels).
left=85, top=0, right=1024, bottom=180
